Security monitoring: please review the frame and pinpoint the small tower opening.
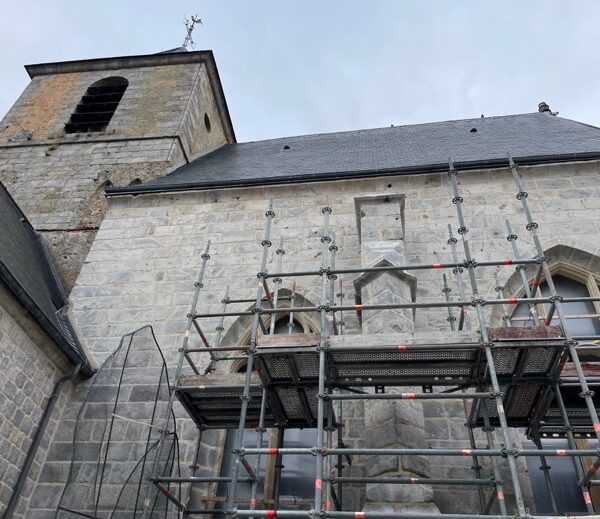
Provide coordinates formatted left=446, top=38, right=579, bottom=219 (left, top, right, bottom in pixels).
left=65, top=76, right=128, bottom=134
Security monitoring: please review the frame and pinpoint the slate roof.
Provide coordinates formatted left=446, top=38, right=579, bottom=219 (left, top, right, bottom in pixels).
left=109, top=112, right=600, bottom=195
left=0, top=182, right=92, bottom=376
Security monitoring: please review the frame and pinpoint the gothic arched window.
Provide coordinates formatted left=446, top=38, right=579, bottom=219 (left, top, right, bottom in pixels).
left=510, top=274, right=600, bottom=339
left=65, top=77, right=128, bottom=134
left=217, top=315, right=317, bottom=510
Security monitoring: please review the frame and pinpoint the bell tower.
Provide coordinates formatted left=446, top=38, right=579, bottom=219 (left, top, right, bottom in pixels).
left=0, top=49, right=235, bottom=289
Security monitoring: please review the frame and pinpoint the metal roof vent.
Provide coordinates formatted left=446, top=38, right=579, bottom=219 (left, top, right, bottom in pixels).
left=538, top=101, right=551, bottom=114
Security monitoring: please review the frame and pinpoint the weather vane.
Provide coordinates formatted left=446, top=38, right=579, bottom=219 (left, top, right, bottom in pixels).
left=182, top=15, right=202, bottom=49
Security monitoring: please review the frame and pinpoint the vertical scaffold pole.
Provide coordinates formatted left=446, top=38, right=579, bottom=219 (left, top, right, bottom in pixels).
left=505, top=221, right=540, bottom=326
left=508, top=154, right=600, bottom=442
left=270, top=238, right=285, bottom=335
left=142, top=241, right=211, bottom=518
left=442, top=273, right=456, bottom=331
left=288, top=282, right=297, bottom=334
left=329, top=239, right=338, bottom=334
left=336, top=279, right=345, bottom=336
left=335, top=278, right=345, bottom=508
left=451, top=223, right=486, bottom=510
left=554, top=382, right=594, bottom=512
left=184, top=425, right=205, bottom=511
left=448, top=159, right=526, bottom=517
left=529, top=426, right=559, bottom=514
left=448, top=225, right=470, bottom=330
left=215, top=286, right=230, bottom=348
left=479, top=403, right=508, bottom=515
left=325, top=398, right=334, bottom=512
left=227, top=201, right=275, bottom=519
left=493, top=273, right=511, bottom=327
left=508, top=154, right=600, bottom=509
left=249, top=386, right=268, bottom=515
left=315, top=204, right=332, bottom=514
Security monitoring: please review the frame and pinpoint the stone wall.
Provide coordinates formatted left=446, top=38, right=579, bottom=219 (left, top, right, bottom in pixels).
left=35, top=159, right=600, bottom=516
left=0, top=60, right=228, bottom=290
left=0, top=284, right=73, bottom=518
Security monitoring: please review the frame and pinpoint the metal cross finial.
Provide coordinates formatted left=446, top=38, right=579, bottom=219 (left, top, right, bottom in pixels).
left=182, top=15, right=202, bottom=49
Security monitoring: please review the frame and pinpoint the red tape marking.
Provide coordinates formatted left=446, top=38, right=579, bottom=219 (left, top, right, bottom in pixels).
left=405, top=393, right=416, bottom=400
left=326, top=500, right=332, bottom=510
left=497, top=490, right=505, bottom=501
left=544, top=319, right=551, bottom=326
left=503, top=259, right=512, bottom=265
left=250, top=498, right=257, bottom=506
left=269, top=448, right=278, bottom=455
left=355, top=304, right=363, bottom=311
left=508, top=298, right=518, bottom=305
left=315, top=479, right=323, bottom=489
left=462, top=449, right=472, bottom=456
left=410, top=478, right=418, bottom=484
left=355, top=513, right=365, bottom=519
left=533, top=279, right=541, bottom=286
left=592, top=465, right=598, bottom=474
left=267, top=510, right=277, bottom=518
left=594, top=423, right=600, bottom=433
left=432, top=262, right=441, bottom=269
left=398, top=344, right=408, bottom=351
left=584, top=491, right=592, bottom=505
left=556, top=450, right=567, bottom=456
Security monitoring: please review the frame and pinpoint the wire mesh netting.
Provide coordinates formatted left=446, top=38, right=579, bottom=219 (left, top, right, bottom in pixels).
left=56, top=325, right=181, bottom=519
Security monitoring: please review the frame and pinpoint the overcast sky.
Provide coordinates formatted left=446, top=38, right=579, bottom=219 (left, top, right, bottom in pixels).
left=1, top=1, right=599, bottom=142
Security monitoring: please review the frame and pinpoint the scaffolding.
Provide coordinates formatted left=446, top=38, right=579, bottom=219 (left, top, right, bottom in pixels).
left=143, top=156, right=600, bottom=519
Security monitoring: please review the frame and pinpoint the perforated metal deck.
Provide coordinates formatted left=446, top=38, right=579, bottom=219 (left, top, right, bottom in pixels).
left=178, top=328, right=566, bottom=429
left=176, top=373, right=334, bottom=429
left=469, top=327, right=566, bottom=428
left=537, top=379, right=600, bottom=437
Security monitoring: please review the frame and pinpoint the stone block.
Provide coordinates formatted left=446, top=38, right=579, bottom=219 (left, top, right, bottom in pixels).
left=366, top=481, right=434, bottom=503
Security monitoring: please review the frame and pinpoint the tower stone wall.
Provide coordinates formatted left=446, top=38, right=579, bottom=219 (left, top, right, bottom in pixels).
left=0, top=52, right=233, bottom=289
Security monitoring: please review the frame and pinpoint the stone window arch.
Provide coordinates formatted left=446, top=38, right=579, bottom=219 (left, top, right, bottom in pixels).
left=505, top=246, right=600, bottom=357
left=65, top=76, right=128, bottom=133
left=216, top=291, right=319, bottom=509
left=509, top=260, right=600, bottom=342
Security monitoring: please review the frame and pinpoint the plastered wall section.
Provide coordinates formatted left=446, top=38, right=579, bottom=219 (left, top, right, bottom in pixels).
left=35, top=160, right=600, bottom=516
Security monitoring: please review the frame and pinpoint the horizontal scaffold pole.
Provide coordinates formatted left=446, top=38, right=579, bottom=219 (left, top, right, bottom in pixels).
left=238, top=447, right=600, bottom=457
left=332, top=476, right=494, bottom=486
left=191, top=296, right=600, bottom=319
left=262, top=258, right=541, bottom=279
left=329, top=392, right=492, bottom=401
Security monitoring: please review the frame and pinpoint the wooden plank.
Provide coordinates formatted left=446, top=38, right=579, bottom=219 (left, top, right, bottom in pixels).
left=258, top=333, right=320, bottom=349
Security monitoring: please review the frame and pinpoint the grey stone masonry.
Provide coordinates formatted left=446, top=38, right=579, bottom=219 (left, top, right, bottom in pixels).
left=0, top=56, right=230, bottom=290
left=0, top=285, right=73, bottom=519
left=352, top=195, right=438, bottom=512
left=35, top=159, right=600, bottom=516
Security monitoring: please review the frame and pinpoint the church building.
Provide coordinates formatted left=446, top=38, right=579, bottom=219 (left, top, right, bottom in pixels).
left=1, top=47, right=600, bottom=519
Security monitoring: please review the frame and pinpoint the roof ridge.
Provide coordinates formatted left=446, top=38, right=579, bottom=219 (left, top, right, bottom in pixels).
left=237, top=112, right=543, bottom=145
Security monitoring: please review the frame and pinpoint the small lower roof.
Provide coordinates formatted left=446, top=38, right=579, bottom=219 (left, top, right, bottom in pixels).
left=0, top=182, right=92, bottom=376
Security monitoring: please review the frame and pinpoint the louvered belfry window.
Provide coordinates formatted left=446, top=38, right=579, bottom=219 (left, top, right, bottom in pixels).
left=65, top=76, right=128, bottom=134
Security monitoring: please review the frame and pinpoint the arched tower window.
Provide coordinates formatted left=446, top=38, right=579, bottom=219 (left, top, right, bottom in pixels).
left=65, top=77, right=128, bottom=134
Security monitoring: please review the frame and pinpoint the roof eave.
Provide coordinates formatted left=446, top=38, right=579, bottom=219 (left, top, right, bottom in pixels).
left=0, top=261, right=93, bottom=377
left=105, top=151, right=600, bottom=197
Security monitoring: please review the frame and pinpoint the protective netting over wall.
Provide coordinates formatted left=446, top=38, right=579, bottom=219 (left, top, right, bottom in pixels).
left=56, top=326, right=181, bottom=519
